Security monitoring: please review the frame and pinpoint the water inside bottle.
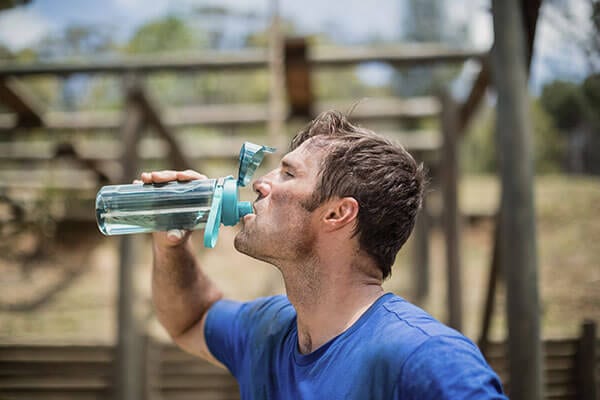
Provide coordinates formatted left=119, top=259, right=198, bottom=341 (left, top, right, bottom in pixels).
left=96, top=181, right=214, bottom=235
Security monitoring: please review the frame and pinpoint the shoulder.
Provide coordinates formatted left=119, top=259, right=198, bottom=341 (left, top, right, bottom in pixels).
left=367, top=294, right=464, bottom=352
left=397, top=335, right=506, bottom=398
left=209, top=294, right=294, bottom=325
left=366, top=295, right=506, bottom=397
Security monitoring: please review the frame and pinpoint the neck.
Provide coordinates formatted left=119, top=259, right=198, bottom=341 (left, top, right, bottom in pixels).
left=281, top=255, right=384, bottom=354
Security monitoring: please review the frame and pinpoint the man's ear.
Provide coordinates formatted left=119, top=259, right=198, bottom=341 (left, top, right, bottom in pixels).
left=322, top=197, right=359, bottom=232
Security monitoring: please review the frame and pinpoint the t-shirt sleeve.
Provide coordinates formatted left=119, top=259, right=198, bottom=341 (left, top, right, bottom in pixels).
left=203, top=296, right=292, bottom=378
left=396, top=335, right=508, bottom=400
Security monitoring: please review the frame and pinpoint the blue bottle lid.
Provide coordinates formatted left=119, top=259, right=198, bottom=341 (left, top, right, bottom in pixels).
left=203, top=142, right=274, bottom=248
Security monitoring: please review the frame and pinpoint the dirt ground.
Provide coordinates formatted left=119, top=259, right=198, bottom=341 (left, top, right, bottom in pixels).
left=0, top=175, right=598, bottom=344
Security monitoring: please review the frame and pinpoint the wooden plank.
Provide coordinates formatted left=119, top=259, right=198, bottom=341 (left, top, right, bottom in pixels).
left=0, top=377, right=109, bottom=389
left=0, top=45, right=482, bottom=78
left=155, top=376, right=237, bottom=389
left=0, top=362, right=110, bottom=376
left=0, top=131, right=440, bottom=164
left=312, top=44, right=484, bottom=67
left=0, top=97, right=439, bottom=132
left=0, top=50, right=267, bottom=77
left=160, top=390, right=239, bottom=400
left=316, top=97, right=439, bottom=120
left=0, top=346, right=113, bottom=362
left=0, top=391, right=109, bottom=400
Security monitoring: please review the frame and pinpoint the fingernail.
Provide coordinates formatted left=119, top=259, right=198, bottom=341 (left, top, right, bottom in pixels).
left=167, top=229, right=183, bottom=241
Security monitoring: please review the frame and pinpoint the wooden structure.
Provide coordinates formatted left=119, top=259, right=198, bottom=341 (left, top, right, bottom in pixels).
left=0, top=321, right=597, bottom=400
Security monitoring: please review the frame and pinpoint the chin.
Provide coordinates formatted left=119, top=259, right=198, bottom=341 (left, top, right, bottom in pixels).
left=234, top=233, right=278, bottom=265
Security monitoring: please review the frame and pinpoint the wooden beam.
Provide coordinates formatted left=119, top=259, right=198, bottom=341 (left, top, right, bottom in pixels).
left=458, top=55, right=491, bottom=134
left=0, top=132, right=440, bottom=164
left=0, top=97, right=440, bottom=132
left=313, top=45, right=484, bottom=67
left=0, top=45, right=484, bottom=78
left=478, top=213, right=501, bottom=354
left=316, top=97, right=440, bottom=120
left=132, top=87, right=192, bottom=171
left=0, top=77, right=44, bottom=127
left=492, top=0, right=543, bottom=398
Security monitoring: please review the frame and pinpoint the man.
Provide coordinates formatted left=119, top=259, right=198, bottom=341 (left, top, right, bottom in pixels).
left=143, top=111, right=507, bottom=399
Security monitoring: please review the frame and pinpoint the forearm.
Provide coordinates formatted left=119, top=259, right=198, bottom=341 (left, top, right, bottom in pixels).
left=151, top=235, right=223, bottom=339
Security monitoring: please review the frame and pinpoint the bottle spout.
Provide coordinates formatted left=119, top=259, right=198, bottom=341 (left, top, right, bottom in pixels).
left=237, top=201, right=253, bottom=218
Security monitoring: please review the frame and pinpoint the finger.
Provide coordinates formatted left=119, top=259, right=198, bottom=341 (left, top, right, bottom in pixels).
left=150, top=170, right=178, bottom=183
left=140, top=172, right=153, bottom=183
left=132, top=179, right=143, bottom=184
left=177, top=170, right=207, bottom=181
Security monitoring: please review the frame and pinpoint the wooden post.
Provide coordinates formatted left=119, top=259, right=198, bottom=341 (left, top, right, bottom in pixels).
left=412, top=194, right=429, bottom=303
left=491, top=1, right=543, bottom=399
left=440, top=92, right=463, bottom=331
left=284, top=38, right=313, bottom=118
left=115, top=79, right=146, bottom=400
left=267, top=0, right=286, bottom=164
left=576, top=320, right=597, bottom=400
left=478, top=213, right=501, bottom=354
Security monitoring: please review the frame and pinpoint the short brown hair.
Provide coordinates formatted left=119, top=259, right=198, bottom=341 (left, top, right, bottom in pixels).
left=291, top=110, right=425, bottom=279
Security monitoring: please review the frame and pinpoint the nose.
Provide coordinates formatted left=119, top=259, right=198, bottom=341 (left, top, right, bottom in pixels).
left=252, top=173, right=273, bottom=198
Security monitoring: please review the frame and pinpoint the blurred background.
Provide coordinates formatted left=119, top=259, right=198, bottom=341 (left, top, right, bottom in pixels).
left=0, top=0, right=598, bottom=399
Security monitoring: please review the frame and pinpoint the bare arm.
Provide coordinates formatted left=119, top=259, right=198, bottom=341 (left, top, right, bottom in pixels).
left=143, top=170, right=224, bottom=366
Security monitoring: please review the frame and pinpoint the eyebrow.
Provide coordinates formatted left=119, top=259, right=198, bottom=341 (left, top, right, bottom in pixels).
left=281, top=159, right=300, bottom=171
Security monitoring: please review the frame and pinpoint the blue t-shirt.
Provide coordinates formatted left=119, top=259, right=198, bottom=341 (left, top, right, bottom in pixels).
left=204, top=293, right=507, bottom=399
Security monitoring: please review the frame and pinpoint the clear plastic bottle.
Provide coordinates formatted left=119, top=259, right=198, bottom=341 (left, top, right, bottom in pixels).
left=95, top=142, right=274, bottom=247
left=96, top=179, right=216, bottom=235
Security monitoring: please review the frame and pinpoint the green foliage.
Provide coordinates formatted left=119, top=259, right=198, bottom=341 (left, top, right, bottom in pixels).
left=462, top=98, right=565, bottom=174
left=581, top=74, right=600, bottom=130
left=126, top=16, right=204, bottom=54
left=539, top=80, right=585, bottom=130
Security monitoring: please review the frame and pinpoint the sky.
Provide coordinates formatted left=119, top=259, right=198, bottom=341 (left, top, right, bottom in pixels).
left=0, top=0, right=594, bottom=93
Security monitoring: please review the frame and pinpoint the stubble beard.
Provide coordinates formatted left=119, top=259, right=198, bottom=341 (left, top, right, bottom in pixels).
left=234, top=213, right=317, bottom=268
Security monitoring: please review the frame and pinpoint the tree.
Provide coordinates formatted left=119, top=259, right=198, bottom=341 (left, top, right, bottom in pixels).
left=540, top=75, right=600, bottom=174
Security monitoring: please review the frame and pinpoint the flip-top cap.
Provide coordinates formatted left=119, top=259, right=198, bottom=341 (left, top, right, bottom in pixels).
left=237, top=142, right=276, bottom=187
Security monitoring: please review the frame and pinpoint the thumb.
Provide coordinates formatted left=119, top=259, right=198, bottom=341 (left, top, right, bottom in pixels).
left=166, top=229, right=186, bottom=243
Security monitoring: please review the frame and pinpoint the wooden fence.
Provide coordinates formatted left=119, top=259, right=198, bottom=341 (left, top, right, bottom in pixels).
left=0, top=321, right=597, bottom=400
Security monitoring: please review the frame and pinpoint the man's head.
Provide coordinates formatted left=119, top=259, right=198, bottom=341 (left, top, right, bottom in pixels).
left=289, top=110, right=425, bottom=279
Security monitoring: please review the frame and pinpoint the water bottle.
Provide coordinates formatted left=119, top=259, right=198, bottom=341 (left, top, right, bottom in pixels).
left=95, top=142, right=275, bottom=247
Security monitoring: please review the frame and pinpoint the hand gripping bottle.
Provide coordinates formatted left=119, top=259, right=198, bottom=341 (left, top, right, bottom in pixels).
left=95, top=142, right=275, bottom=248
